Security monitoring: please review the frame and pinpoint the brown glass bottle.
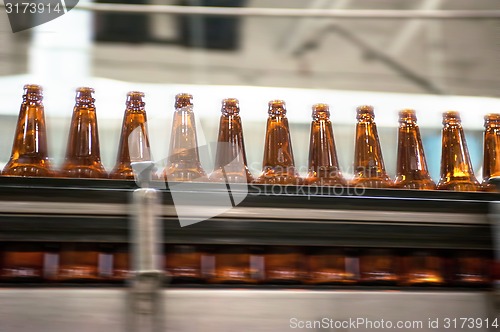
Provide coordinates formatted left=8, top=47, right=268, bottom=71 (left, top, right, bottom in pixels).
left=359, top=249, right=399, bottom=285
left=112, top=245, right=131, bottom=281
left=307, top=248, right=354, bottom=284
left=3, top=84, right=53, bottom=177
left=483, top=114, right=500, bottom=184
left=351, top=106, right=391, bottom=188
left=57, top=243, right=101, bottom=282
left=305, top=104, right=346, bottom=186
left=437, top=111, right=479, bottom=191
left=453, top=251, right=490, bottom=287
left=0, top=243, right=44, bottom=281
left=264, top=246, right=305, bottom=284
left=256, top=100, right=301, bottom=185
left=60, top=87, right=107, bottom=178
left=165, top=245, right=203, bottom=282
left=404, top=250, right=444, bottom=286
left=210, top=98, right=253, bottom=183
left=110, top=92, right=153, bottom=180
left=394, top=109, right=436, bottom=190
left=163, top=93, right=207, bottom=182
left=212, top=245, right=253, bottom=284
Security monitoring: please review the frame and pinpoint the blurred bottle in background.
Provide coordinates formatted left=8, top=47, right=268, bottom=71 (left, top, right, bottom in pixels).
left=0, top=243, right=44, bottom=282
left=112, top=244, right=131, bottom=281
left=3, top=84, right=53, bottom=177
left=210, top=98, right=253, bottom=183
left=359, top=248, right=399, bottom=285
left=453, top=251, right=490, bottom=287
left=264, top=246, right=305, bottom=284
left=351, top=106, right=391, bottom=188
left=163, top=93, right=207, bottom=182
left=110, top=91, right=153, bottom=180
left=57, top=243, right=101, bottom=282
left=165, top=245, right=203, bottom=283
left=482, top=113, right=500, bottom=190
left=60, top=87, right=107, bottom=178
left=256, top=100, right=302, bottom=185
left=211, top=245, right=253, bottom=284
left=393, top=109, right=435, bottom=190
left=305, top=104, right=346, bottom=186
left=437, top=111, right=479, bottom=191
left=307, top=248, right=354, bottom=284
left=404, top=250, right=444, bottom=286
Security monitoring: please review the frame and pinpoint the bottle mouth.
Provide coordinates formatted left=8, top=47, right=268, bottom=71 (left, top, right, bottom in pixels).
left=442, top=111, right=461, bottom=124
left=398, top=109, right=417, bottom=122
left=312, top=103, right=330, bottom=120
left=268, top=100, right=286, bottom=115
left=175, top=93, right=193, bottom=108
left=76, top=87, right=95, bottom=94
left=485, top=113, right=500, bottom=126
left=126, top=91, right=145, bottom=108
left=24, top=84, right=43, bottom=92
left=222, top=98, right=240, bottom=114
left=356, top=105, right=375, bottom=120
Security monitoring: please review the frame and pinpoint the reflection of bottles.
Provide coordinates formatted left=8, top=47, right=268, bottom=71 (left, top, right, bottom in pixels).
left=264, top=246, right=305, bottom=284
left=212, top=246, right=253, bottom=284
left=165, top=245, right=202, bottom=282
left=3, top=84, right=53, bottom=177
left=405, top=250, right=444, bottom=286
left=256, top=100, right=301, bottom=185
left=454, top=251, right=490, bottom=287
left=351, top=106, right=391, bottom=188
left=0, top=243, right=44, bottom=281
left=163, top=93, right=207, bottom=182
left=305, top=104, right=346, bottom=186
left=437, top=111, right=479, bottom=191
left=307, top=248, right=353, bottom=284
left=110, top=92, right=153, bottom=180
left=359, top=249, right=399, bottom=285
left=483, top=114, right=500, bottom=184
left=210, top=98, right=253, bottom=183
left=394, top=110, right=435, bottom=190
left=58, top=243, right=101, bottom=281
left=60, top=87, right=107, bottom=178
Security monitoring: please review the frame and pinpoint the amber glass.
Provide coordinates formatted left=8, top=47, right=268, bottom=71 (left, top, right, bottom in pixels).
left=351, top=106, right=391, bottom=188
left=483, top=114, right=500, bottom=184
left=454, top=251, right=490, bottom=286
left=404, top=250, right=444, bottom=286
left=165, top=245, right=202, bottom=282
left=437, top=111, right=479, bottom=191
left=307, top=248, right=354, bottom=284
left=0, top=243, right=44, bottom=281
left=211, top=246, right=253, bottom=284
left=210, top=98, right=253, bottom=183
left=57, top=243, right=100, bottom=281
left=264, top=246, right=305, bottom=284
left=3, top=84, right=53, bottom=177
left=112, top=245, right=131, bottom=281
left=305, top=104, right=346, bottom=186
left=60, top=87, right=107, bottom=178
left=359, top=249, right=399, bottom=285
left=163, top=93, right=207, bottom=182
left=110, top=92, right=153, bottom=180
left=394, top=110, right=435, bottom=190
left=256, top=100, right=301, bottom=185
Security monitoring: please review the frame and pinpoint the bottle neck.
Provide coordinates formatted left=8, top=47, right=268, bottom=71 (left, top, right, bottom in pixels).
left=262, top=115, right=295, bottom=168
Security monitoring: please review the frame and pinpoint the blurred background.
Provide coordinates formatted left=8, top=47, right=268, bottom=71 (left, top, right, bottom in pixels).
left=0, top=0, right=498, bottom=180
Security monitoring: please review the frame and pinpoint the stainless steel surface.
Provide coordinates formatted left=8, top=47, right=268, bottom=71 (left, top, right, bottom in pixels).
left=0, top=200, right=488, bottom=225
left=0, top=288, right=494, bottom=332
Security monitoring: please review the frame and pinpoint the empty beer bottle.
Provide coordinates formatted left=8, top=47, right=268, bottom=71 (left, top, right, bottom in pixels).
left=394, top=109, right=435, bottom=190
left=305, top=104, right=346, bottom=186
left=437, top=111, right=479, bottom=191
left=264, top=246, right=305, bottom=284
left=212, top=245, right=253, bottom=284
left=210, top=98, right=253, bottom=183
left=0, top=243, right=44, bottom=282
left=163, top=93, right=207, bottom=182
left=351, top=106, right=391, bottom=188
left=60, top=87, right=107, bottom=178
left=58, top=243, right=101, bottom=282
left=307, top=248, right=354, bottom=284
left=483, top=114, right=500, bottom=184
left=112, top=245, right=130, bottom=281
left=453, top=251, right=490, bottom=287
left=404, top=250, right=444, bottom=286
left=165, top=245, right=203, bottom=282
left=359, top=248, right=399, bottom=285
left=256, top=100, right=301, bottom=185
left=110, top=91, right=153, bottom=180
left=3, top=84, right=53, bottom=177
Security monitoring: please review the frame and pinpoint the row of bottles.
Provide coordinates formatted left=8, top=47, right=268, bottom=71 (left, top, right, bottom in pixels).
left=0, top=243, right=491, bottom=287
left=3, top=84, right=499, bottom=191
